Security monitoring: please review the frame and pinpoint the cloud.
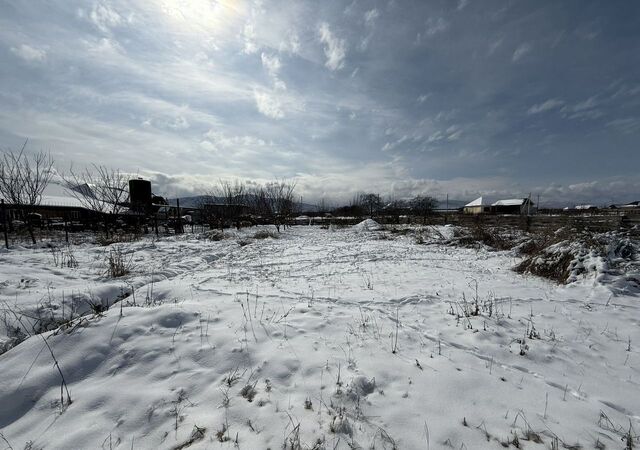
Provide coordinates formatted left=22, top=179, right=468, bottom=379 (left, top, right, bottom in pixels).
left=10, top=44, right=46, bottom=62
left=571, top=95, right=598, bottom=112
left=145, top=114, right=191, bottom=131
left=575, top=20, right=602, bottom=41
left=425, top=17, right=449, bottom=36
left=0, top=0, right=638, bottom=206
left=537, top=177, right=640, bottom=206
left=512, top=43, right=532, bottom=62
left=166, top=116, right=190, bottom=130
left=261, top=52, right=281, bottom=78
left=201, top=129, right=269, bottom=155
left=364, top=9, right=379, bottom=26
left=358, top=8, right=380, bottom=50
left=488, top=38, right=503, bottom=55
left=88, top=2, right=124, bottom=33
left=446, top=125, right=463, bottom=141
left=242, top=21, right=258, bottom=54
left=415, top=17, right=449, bottom=44
left=318, top=22, right=346, bottom=71
left=562, top=96, right=603, bottom=120
left=253, top=89, right=284, bottom=119
left=527, top=99, right=564, bottom=114
left=279, top=33, right=301, bottom=54
left=457, top=0, right=469, bottom=11
left=606, top=117, right=640, bottom=135
left=261, top=52, right=287, bottom=91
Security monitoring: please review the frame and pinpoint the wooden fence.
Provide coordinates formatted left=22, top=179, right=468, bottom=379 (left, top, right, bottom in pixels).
left=324, top=211, right=640, bottom=235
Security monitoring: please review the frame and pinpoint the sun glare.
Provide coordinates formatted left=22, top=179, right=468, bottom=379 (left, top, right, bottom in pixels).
left=159, top=0, right=247, bottom=37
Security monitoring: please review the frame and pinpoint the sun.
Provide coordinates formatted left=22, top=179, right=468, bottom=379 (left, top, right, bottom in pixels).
left=159, top=0, right=247, bottom=38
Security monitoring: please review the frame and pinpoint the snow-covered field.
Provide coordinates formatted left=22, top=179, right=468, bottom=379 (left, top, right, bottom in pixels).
left=0, top=225, right=639, bottom=449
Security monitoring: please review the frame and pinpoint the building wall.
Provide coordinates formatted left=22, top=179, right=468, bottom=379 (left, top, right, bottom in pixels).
left=6, top=205, right=92, bottom=221
left=464, top=205, right=489, bottom=214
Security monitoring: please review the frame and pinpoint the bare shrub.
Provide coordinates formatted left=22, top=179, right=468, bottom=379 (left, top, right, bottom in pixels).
left=515, top=250, right=575, bottom=283
left=49, top=244, right=78, bottom=268
left=105, top=245, right=133, bottom=278
left=96, top=232, right=141, bottom=246
left=174, top=425, right=207, bottom=450
left=240, top=382, right=258, bottom=402
left=469, top=224, right=519, bottom=250
left=513, top=228, right=624, bottom=284
left=253, top=230, right=279, bottom=240
left=204, top=230, right=224, bottom=241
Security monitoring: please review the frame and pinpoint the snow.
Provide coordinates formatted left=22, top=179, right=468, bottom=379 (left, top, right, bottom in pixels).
left=464, top=197, right=487, bottom=207
left=0, top=226, right=639, bottom=449
left=352, top=218, right=383, bottom=231
left=492, top=199, right=527, bottom=207
left=33, top=181, right=89, bottom=209
left=39, top=195, right=87, bottom=209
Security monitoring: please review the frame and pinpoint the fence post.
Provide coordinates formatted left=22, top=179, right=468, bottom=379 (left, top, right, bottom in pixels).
left=64, top=213, right=69, bottom=243
left=1, top=199, right=8, bottom=249
left=176, top=198, right=183, bottom=234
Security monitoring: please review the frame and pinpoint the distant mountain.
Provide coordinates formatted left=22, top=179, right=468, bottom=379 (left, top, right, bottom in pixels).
left=167, top=196, right=212, bottom=208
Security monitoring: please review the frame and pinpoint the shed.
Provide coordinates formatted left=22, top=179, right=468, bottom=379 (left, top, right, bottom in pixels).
left=492, top=198, right=535, bottom=215
left=463, top=197, right=493, bottom=214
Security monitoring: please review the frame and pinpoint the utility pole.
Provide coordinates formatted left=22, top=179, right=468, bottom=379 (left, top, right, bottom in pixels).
left=445, top=193, right=449, bottom=225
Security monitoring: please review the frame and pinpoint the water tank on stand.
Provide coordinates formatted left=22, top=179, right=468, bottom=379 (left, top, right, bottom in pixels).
left=129, top=179, right=152, bottom=213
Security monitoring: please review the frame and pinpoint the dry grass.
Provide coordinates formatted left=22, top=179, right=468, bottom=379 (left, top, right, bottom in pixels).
left=105, top=245, right=133, bottom=278
left=253, top=230, right=279, bottom=239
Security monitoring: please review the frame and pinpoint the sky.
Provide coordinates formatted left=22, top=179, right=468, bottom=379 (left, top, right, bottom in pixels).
left=0, top=0, right=639, bottom=206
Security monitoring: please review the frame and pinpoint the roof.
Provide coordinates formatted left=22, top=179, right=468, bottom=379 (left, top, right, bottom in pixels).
left=40, top=194, right=88, bottom=208
left=4, top=181, right=111, bottom=211
left=492, top=198, right=528, bottom=206
left=464, top=197, right=489, bottom=207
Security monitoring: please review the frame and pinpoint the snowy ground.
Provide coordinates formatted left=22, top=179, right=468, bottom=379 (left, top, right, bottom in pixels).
left=0, top=225, right=639, bottom=449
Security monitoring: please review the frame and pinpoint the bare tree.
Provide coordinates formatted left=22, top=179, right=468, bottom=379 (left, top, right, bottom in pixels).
left=266, top=180, right=296, bottom=232
left=410, top=195, right=439, bottom=224
left=385, top=198, right=408, bottom=223
left=63, top=165, right=129, bottom=236
left=217, top=179, right=247, bottom=230
left=0, top=141, right=54, bottom=244
left=217, top=179, right=247, bottom=206
left=333, top=195, right=365, bottom=218
left=359, top=193, right=382, bottom=217
left=200, top=179, right=248, bottom=230
left=247, top=183, right=271, bottom=221
left=246, top=180, right=296, bottom=232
